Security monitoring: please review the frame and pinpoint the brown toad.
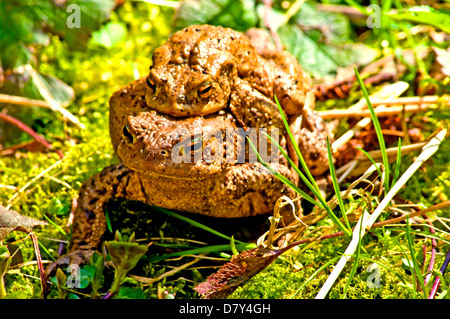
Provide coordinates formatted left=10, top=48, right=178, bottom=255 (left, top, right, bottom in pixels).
left=144, top=25, right=309, bottom=123
left=47, top=25, right=330, bottom=271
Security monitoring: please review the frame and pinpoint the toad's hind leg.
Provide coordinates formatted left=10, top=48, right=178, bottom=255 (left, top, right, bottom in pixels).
left=46, top=163, right=146, bottom=274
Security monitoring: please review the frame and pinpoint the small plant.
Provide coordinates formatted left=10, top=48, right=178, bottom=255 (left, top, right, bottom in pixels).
left=103, top=231, right=148, bottom=299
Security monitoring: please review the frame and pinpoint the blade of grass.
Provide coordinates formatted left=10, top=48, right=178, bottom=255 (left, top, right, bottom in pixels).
left=327, top=137, right=350, bottom=230
left=146, top=243, right=256, bottom=263
left=42, top=214, right=67, bottom=237
left=273, top=96, right=351, bottom=236
left=260, top=131, right=322, bottom=206
left=151, top=206, right=246, bottom=245
left=289, top=256, right=341, bottom=299
left=354, top=67, right=390, bottom=193
left=391, top=138, right=402, bottom=189
left=274, top=95, right=321, bottom=194
left=406, top=215, right=427, bottom=297
left=248, top=136, right=352, bottom=238
left=355, top=147, right=384, bottom=181
left=342, top=210, right=364, bottom=298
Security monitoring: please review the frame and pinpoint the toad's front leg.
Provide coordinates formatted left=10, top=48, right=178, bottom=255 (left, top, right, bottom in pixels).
left=229, top=78, right=285, bottom=130
left=46, top=163, right=146, bottom=274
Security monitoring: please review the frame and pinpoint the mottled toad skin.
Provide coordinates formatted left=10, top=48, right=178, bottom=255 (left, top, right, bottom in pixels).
left=47, top=25, right=330, bottom=271
left=145, top=25, right=309, bottom=123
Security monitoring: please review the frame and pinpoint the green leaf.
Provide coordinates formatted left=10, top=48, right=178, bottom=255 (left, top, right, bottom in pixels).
left=174, top=0, right=258, bottom=32
left=88, top=252, right=104, bottom=298
left=90, top=22, right=127, bottom=49
left=79, top=265, right=95, bottom=289
left=402, top=258, right=414, bottom=272
left=52, top=0, right=117, bottom=49
left=116, top=286, right=146, bottom=299
left=0, top=246, right=11, bottom=277
left=55, top=268, right=67, bottom=288
left=278, top=23, right=337, bottom=78
left=106, top=239, right=148, bottom=274
left=386, top=6, right=450, bottom=33
left=105, top=232, right=148, bottom=296
left=290, top=1, right=353, bottom=43
left=274, top=2, right=378, bottom=78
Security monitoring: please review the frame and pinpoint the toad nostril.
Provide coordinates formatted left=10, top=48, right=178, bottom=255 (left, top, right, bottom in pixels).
left=123, top=125, right=135, bottom=145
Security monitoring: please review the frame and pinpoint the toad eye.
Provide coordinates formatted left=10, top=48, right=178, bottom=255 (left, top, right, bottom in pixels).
left=198, top=82, right=212, bottom=98
left=123, top=125, right=136, bottom=145
left=190, top=137, right=203, bottom=154
left=146, top=77, right=156, bottom=91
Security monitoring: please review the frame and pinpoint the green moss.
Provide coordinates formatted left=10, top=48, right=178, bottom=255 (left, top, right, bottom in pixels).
left=230, top=235, right=449, bottom=299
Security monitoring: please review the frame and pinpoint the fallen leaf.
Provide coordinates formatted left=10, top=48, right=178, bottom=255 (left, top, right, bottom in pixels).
left=0, top=205, right=47, bottom=241
left=194, top=244, right=296, bottom=299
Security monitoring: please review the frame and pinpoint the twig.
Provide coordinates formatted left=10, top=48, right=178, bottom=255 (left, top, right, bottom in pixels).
left=0, top=93, right=51, bottom=108
left=130, top=257, right=201, bottom=286
left=316, top=129, right=447, bottom=299
left=321, top=95, right=448, bottom=119
left=29, top=232, right=49, bottom=297
left=320, top=103, right=438, bottom=119
left=0, top=112, right=64, bottom=158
